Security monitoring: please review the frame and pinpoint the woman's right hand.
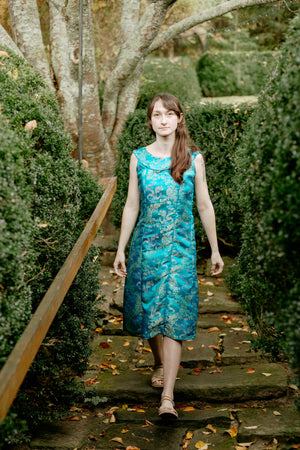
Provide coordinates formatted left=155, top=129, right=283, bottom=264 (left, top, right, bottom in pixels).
left=113, top=251, right=127, bottom=278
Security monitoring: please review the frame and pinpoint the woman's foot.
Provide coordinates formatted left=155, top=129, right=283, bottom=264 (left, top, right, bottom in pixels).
left=151, top=364, right=164, bottom=388
left=158, top=395, right=178, bottom=420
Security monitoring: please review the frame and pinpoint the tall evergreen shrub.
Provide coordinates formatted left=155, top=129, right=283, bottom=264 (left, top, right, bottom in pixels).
left=228, top=16, right=300, bottom=387
left=197, top=51, right=278, bottom=96
left=0, top=47, right=102, bottom=442
left=112, top=103, right=254, bottom=256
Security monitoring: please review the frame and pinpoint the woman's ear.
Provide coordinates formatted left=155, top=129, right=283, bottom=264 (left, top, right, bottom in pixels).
left=178, top=113, right=184, bottom=124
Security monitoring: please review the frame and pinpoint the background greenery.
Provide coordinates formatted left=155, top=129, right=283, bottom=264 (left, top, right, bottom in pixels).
left=0, top=48, right=103, bottom=445
left=197, top=50, right=278, bottom=97
left=227, top=14, right=300, bottom=390
left=137, top=56, right=201, bottom=109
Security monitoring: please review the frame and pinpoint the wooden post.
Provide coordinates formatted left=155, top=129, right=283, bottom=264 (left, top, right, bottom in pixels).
left=0, top=177, right=117, bottom=420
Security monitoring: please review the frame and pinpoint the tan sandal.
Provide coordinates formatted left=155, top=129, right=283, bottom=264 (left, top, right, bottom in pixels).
left=158, top=395, right=178, bottom=420
left=151, top=364, right=164, bottom=388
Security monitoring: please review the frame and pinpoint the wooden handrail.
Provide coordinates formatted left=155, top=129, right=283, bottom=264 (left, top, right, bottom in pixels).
left=0, top=176, right=117, bottom=420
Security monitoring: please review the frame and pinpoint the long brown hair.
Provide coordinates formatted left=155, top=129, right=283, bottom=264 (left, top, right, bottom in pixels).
left=147, top=93, right=195, bottom=184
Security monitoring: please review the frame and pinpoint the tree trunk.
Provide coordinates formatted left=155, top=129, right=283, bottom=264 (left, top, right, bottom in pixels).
left=0, top=24, right=24, bottom=57
left=7, top=0, right=53, bottom=89
left=102, top=0, right=176, bottom=143
left=49, top=0, right=115, bottom=177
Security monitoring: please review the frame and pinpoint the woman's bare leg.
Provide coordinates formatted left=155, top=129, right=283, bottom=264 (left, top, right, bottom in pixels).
left=160, top=336, right=182, bottom=410
left=148, top=334, right=163, bottom=367
left=148, top=335, right=164, bottom=387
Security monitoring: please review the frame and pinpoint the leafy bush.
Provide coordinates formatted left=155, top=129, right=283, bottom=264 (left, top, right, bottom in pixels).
left=197, top=50, right=279, bottom=96
left=112, top=102, right=254, bottom=257
left=228, top=15, right=300, bottom=388
left=137, top=56, right=201, bottom=109
left=0, top=47, right=102, bottom=443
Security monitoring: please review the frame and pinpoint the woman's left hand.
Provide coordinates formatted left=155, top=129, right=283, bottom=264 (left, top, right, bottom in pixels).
left=211, top=252, right=224, bottom=276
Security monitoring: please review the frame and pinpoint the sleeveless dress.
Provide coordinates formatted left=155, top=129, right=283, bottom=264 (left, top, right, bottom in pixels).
left=123, top=147, right=200, bottom=341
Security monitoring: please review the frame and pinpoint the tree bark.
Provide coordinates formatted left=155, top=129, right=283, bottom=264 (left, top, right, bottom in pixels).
left=102, top=0, right=176, bottom=142
left=49, top=0, right=115, bottom=177
left=7, top=0, right=53, bottom=89
left=0, top=24, right=24, bottom=57
left=149, top=0, right=279, bottom=52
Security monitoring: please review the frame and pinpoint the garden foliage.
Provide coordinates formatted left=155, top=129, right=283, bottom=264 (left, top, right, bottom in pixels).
left=137, top=56, right=201, bottom=109
left=197, top=50, right=278, bottom=96
left=0, top=47, right=102, bottom=443
left=228, top=15, right=300, bottom=387
left=112, top=102, right=254, bottom=257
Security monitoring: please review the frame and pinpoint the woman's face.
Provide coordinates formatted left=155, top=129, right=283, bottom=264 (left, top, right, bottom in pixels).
left=150, top=99, right=182, bottom=138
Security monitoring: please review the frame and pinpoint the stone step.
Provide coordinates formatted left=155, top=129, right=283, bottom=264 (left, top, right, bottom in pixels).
left=85, top=363, right=288, bottom=404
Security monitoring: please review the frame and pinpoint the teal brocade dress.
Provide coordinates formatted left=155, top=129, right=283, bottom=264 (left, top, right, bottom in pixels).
left=123, top=147, right=200, bottom=341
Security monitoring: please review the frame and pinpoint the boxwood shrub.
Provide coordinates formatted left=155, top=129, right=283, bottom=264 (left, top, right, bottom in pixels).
left=112, top=102, right=254, bottom=258
left=0, top=47, right=103, bottom=443
left=137, top=56, right=202, bottom=109
left=197, top=50, right=279, bottom=96
left=228, top=15, right=300, bottom=389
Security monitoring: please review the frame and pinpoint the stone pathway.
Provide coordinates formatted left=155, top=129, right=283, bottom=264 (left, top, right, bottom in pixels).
left=29, top=258, right=300, bottom=450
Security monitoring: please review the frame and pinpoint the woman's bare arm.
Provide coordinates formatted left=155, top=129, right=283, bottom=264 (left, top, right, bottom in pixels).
left=194, top=153, right=224, bottom=276
left=113, top=154, right=140, bottom=277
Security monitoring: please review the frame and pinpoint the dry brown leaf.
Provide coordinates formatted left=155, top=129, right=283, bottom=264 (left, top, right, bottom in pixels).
left=142, top=346, right=152, bottom=352
left=206, top=424, right=216, bottom=433
left=195, top=441, right=209, bottom=449
left=187, top=346, right=194, bottom=351
left=246, top=368, right=255, bottom=374
left=183, top=406, right=195, bottom=411
left=111, top=437, right=125, bottom=445
left=185, top=431, right=193, bottom=439
left=123, top=340, right=130, bottom=347
left=125, top=446, right=140, bottom=450
left=273, top=410, right=281, bottom=416
left=24, top=119, right=37, bottom=131
left=88, top=434, right=98, bottom=441
left=69, top=415, right=80, bottom=421
left=207, top=327, right=221, bottom=333
left=224, top=425, right=238, bottom=437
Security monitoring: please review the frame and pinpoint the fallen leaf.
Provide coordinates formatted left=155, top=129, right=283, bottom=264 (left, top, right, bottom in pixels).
left=187, top=346, right=194, bottom=351
left=206, top=424, right=216, bottom=433
left=209, top=345, right=221, bottom=351
left=193, top=368, right=202, bottom=373
left=185, top=431, right=193, bottom=439
left=142, top=346, right=152, bottom=352
left=100, top=342, right=110, bottom=348
left=95, top=327, right=102, bottom=332
left=183, top=406, right=195, bottom=411
left=244, top=425, right=259, bottom=430
left=24, top=119, right=37, bottom=131
left=237, top=442, right=255, bottom=447
left=38, top=222, right=49, bottom=228
left=195, top=441, right=209, bottom=449
left=246, top=368, right=255, bottom=374
left=224, top=425, right=238, bottom=437
left=110, top=414, right=116, bottom=423
left=123, top=340, right=130, bottom=347
left=209, top=368, right=223, bottom=374
left=207, top=327, right=221, bottom=333
left=207, top=290, right=214, bottom=297
left=125, top=447, right=140, bottom=450
left=262, top=373, right=272, bottom=377
left=111, top=437, right=125, bottom=445
left=136, top=409, right=145, bottom=413
left=121, top=426, right=129, bottom=433
left=69, top=415, right=80, bottom=421
left=88, top=434, right=98, bottom=441
left=273, top=410, right=281, bottom=416
left=145, top=419, right=154, bottom=426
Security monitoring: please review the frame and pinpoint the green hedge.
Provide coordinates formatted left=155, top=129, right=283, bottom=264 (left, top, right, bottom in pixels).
left=0, top=48, right=102, bottom=444
left=137, top=56, right=201, bottom=109
left=228, top=15, right=300, bottom=389
left=197, top=50, right=279, bottom=96
left=112, top=102, right=254, bottom=257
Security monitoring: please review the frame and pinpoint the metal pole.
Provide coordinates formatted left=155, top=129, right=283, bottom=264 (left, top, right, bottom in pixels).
left=78, top=0, right=83, bottom=162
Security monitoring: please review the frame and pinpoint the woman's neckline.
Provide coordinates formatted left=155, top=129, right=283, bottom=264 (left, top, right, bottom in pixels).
left=144, top=146, right=171, bottom=159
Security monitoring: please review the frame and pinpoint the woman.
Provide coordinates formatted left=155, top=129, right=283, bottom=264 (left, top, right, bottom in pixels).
left=114, top=93, right=223, bottom=420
